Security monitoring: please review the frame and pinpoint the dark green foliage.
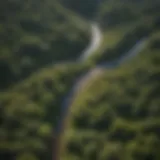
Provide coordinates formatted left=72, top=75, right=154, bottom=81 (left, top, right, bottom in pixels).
left=151, top=39, right=160, bottom=49
left=60, top=0, right=100, bottom=19
left=95, top=24, right=152, bottom=64
left=0, top=63, right=88, bottom=160
left=90, top=0, right=160, bottom=65
left=0, top=0, right=160, bottom=160
left=61, top=37, right=160, bottom=160
left=98, top=0, right=160, bottom=29
left=0, top=0, right=89, bottom=90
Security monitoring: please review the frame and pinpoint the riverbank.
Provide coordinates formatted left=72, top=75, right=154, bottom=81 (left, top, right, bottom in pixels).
left=54, top=32, right=148, bottom=160
left=59, top=30, right=160, bottom=160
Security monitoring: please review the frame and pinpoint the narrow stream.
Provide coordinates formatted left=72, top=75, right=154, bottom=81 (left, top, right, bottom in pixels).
left=78, top=23, right=102, bottom=61
left=57, top=37, right=147, bottom=132
left=53, top=23, right=148, bottom=160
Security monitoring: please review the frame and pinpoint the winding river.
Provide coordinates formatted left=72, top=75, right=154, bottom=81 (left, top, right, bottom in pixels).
left=53, top=23, right=147, bottom=160
left=78, top=22, right=102, bottom=61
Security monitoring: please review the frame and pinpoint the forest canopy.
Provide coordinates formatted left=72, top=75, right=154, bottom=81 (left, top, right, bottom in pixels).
left=0, top=0, right=160, bottom=160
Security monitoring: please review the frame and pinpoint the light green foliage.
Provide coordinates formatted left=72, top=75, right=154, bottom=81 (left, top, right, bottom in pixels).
left=0, top=0, right=160, bottom=160
left=16, top=152, right=39, bottom=160
left=0, top=63, right=87, bottom=159
left=61, top=36, right=160, bottom=160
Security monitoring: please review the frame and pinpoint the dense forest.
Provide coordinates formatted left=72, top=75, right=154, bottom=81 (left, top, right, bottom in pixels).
left=60, top=0, right=160, bottom=160
left=0, top=0, right=90, bottom=89
left=61, top=31, right=160, bottom=160
left=60, top=0, right=100, bottom=19
left=0, top=0, right=160, bottom=160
